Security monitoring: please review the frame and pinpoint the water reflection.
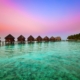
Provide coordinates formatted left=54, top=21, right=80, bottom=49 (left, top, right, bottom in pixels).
left=27, top=42, right=35, bottom=54
left=0, top=42, right=80, bottom=80
left=36, top=42, right=43, bottom=51
left=4, top=44, right=15, bottom=58
left=27, top=41, right=35, bottom=44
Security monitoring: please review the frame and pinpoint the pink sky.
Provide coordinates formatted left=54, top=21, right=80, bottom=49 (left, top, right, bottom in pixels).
left=0, top=0, right=80, bottom=40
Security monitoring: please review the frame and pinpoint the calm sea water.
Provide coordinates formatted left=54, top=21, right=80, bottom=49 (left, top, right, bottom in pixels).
left=0, top=41, right=80, bottom=80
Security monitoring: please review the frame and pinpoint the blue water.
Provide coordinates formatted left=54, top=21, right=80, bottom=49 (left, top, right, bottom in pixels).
left=0, top=41, right=80, bottom=80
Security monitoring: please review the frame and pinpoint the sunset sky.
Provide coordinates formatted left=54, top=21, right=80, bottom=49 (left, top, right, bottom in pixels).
left=0, top=0, right=80, bottom=40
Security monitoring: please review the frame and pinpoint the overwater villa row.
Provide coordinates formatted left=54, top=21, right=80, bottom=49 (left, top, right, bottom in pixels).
left=0, top=34, right=61, bottom=44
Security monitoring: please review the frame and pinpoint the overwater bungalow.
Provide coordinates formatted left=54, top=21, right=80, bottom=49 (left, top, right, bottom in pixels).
left=50, top=36, right=55, bottom=41
left=17, top=35, right=25, bottom=43
left=36, top=36, right=42, bottom=42
left=55, top=36, right=61, bottom=41
left=0, top=37, right=1, bottom=46
left=43, top=36, right=49, bottom=41
left=5, top=34, right=15, bottom=44
left=27, top=35, right=34, bottom=42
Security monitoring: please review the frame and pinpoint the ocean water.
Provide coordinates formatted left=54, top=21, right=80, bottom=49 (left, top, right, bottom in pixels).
left=0, top=41, right=80, bottom=80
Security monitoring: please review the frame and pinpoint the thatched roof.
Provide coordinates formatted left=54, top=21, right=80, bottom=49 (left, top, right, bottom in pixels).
left=17, top=35, right=25, bottom=39
left=5, top=34, right=15, bottom=39
left=55, top=36, right=61, bottom=41
left=36, top=36, right=42, bottom=40
left=27, top=35, right=34, bottom=41
left=43, top=36, right=49, bottom=41
left=50, top=36, right=55, bottom=41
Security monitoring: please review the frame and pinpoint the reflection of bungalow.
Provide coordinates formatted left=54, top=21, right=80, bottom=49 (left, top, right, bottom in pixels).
left=43, top=36, right=49, bottom=41
left=50, top=36, right=55, bottom=41
left=36, top=36, right=42, bottom=42
left=5, top=34, right=15, bottom=44
left=27, top=35, right=34, bottom=42
left=55, top=36, right=61, bottom=41
left=17, top=35, right=25, bottom=43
